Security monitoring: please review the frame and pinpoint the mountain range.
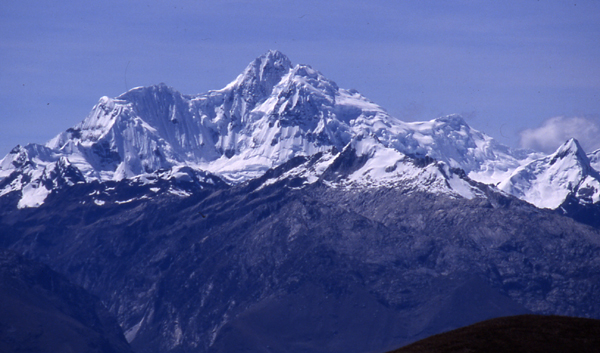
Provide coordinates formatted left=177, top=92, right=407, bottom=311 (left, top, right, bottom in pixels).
left=1, top=50, right=600, bottom=353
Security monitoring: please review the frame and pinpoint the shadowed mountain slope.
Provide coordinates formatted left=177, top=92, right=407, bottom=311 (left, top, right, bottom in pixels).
left=1, top=160, right=600, bottom=352
left=0, top=249, right=133, bottom=353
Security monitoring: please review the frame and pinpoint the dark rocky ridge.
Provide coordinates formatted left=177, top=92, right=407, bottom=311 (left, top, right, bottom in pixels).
left=1, top=154, right=600, bottom=353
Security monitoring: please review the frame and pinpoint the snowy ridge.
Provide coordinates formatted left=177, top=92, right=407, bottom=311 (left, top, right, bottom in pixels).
left=498, top=139, right=600, bottom=209
left=0, top=50, right=593, bottom=209
left=256, top=136, right=484, bottom=201
left=0, top=145, right=86, bottom=208
left=589, top=149, right=600, bottom=172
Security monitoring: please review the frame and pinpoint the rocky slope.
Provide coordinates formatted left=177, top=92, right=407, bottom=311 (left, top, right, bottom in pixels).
left=2, top=159, right=600, bottom=352
left=0, top=249, right=133, bottom=353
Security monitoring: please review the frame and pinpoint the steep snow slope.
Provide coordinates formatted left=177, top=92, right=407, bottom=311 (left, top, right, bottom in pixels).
left=589, top=148, right=600, bottom=172
left=498, top=139, right=600, bottom=209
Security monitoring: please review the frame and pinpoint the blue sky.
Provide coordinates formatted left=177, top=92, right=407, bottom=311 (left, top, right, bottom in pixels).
left=1, top=0, right=599, bottom=155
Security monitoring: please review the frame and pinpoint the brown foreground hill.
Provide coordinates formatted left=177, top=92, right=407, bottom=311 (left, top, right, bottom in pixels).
left=388, top=314, right=600, bottom=353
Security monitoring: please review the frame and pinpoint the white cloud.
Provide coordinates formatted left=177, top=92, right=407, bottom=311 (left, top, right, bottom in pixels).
left=519, top=116, right=600, bottom=154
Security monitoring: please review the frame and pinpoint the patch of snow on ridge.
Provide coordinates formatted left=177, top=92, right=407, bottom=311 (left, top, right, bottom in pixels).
left=168, top=188, right=192, bottom=197
left=125, top=316, right=145, bottom=343
left=115, top=195, right=150, bottom=204
left=576, top=177, right=600, bottom=205
left=17, top=181, right=50, bottom=209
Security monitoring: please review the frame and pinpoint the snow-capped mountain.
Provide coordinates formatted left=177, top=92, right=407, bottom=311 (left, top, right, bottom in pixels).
left=0, top=249, right=134, bottom=353
left=1, top=50, right=599, bottom=214
left=0, top=50, right=539, bottom=209
left=498, top=138, right=600, bottom=209
left=3, top=50, right=600, bottom=353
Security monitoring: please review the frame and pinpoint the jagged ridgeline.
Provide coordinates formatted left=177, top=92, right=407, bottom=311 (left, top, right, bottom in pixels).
left=1, top=51, right=600, bottom=353
left=2, top=50, right=600, bottom=214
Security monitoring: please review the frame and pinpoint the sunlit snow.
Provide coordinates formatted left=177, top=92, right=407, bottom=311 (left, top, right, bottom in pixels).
left=1, top=50, right=598, bottom=210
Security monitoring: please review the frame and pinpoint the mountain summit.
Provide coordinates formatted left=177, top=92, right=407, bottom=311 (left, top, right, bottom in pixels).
left=228, top=49, right=293, bottom=107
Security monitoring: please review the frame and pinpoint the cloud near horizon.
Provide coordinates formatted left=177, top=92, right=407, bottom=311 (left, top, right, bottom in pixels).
left=519, top=116, right=600, bottom=154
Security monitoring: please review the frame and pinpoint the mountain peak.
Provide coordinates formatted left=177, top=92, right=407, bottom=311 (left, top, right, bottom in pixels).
left=550, top=138, right=589, bottom=166
left=262, top=50, right=292, bottom=66
left=0, top=51, right=562, bottom=210
left=434, top=114, right=468, bottom=129
left=499, top=137, right=599, bottom=209
left=230, top=50, right=293, bottom=105
left=246, top=50, right=292, bottom=82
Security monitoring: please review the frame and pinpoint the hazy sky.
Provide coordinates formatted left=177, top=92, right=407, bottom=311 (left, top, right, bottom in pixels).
left=1, top=1, right=599, bottom=155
